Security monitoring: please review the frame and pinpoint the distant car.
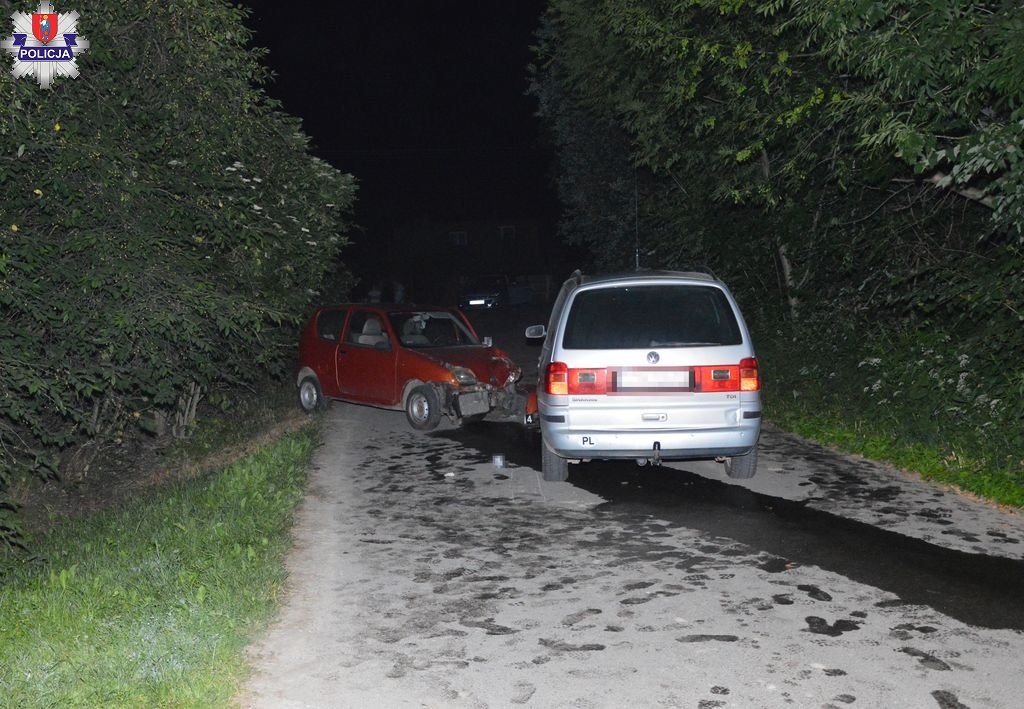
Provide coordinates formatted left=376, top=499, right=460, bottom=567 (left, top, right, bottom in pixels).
left=458, top=274, right=531, bottom=309
left=526, top=270, right=761, bottom=481
left=297, top=304, right=522, bottom=430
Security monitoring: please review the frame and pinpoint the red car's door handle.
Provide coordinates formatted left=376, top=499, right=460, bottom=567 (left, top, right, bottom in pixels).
left=337, top=349, right=348, bottom=357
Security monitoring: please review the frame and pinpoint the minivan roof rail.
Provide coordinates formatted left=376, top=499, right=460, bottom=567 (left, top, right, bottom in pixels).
left=566, top=267, right=719, bottom=284
left=623, top=266, right=720, bottom=281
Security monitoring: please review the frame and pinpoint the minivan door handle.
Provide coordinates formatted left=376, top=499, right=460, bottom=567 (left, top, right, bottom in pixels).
left=642, top=413, right=668, bottom=422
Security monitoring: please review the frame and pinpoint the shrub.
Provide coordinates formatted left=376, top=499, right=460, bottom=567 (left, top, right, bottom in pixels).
left=0, top=1, right=356, bottom=541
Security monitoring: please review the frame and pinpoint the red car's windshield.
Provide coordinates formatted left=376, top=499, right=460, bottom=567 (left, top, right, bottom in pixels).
left=389, top=311, right=480, bottom=348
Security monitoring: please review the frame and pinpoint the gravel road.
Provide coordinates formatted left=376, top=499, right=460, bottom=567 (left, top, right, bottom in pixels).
left=239, top=395, right=1024, bottom=708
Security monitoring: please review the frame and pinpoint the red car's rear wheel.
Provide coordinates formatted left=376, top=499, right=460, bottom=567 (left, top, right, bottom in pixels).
left=298, top=376, right=326, bottom=414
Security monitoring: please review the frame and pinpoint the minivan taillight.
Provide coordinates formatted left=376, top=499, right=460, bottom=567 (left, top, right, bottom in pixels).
left=688, top=360, right=761, bottom=392
left=568, top=368, right=607, bottom=395
left=694, top=365, right=740, bottom=392
left=545, top=361, right=568, bottom=395
left=739, top=357, right=759, bottom=391
left=546, top=363, right=609, bottom=395
left=549, top=360, right=759, bottom=394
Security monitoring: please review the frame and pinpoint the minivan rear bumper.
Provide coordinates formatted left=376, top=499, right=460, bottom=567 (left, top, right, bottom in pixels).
left=542, top=420, right=760, bottom=461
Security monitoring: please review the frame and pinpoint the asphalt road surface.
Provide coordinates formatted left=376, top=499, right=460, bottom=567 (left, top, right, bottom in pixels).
left=240, top=307, right=1024, bottom=709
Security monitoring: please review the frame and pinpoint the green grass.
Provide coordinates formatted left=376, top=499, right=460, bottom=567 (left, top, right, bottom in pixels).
left=769, top=405, right=1024, bottom=509
left=0, top=424, right=318, bottom=707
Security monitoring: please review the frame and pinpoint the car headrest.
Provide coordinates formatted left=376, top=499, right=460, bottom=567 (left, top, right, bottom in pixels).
left=362, top=318, right=382, bottom=336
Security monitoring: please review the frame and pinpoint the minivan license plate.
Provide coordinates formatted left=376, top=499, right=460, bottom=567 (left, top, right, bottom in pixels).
left=615, top=368, right=690, bottom=391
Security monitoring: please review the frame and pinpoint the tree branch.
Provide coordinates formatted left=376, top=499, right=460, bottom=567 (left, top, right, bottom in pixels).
left=925, top=173, right=994, bottom=209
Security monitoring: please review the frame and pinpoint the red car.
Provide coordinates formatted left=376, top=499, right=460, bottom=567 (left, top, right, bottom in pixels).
left=296, top=304, right=523, bottom=430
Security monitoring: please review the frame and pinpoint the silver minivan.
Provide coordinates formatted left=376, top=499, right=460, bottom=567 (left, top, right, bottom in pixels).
left=526, top=270, right=761, bottom=481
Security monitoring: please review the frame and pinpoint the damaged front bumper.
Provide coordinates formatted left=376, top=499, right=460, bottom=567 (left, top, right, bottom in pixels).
left=453, top=388, right=493, bottom=418
left=450, top=383, right=538, bottom=428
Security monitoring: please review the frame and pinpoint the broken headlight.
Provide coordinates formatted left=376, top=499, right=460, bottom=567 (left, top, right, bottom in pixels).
left=449, top=366, right=478, bottom=386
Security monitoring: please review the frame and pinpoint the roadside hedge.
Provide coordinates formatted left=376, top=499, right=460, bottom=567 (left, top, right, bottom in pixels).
left=0, top=0, right=355, bottom=541
left=532, top=0, right=1024, bottom=498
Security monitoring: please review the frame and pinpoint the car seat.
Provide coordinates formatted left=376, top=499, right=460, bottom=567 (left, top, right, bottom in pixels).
left=401, top=319, right=430, bottom=346
left=357, top=317, right=388, bottom=347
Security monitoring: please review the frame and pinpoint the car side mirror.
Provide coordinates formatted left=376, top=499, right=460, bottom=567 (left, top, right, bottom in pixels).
left=482, top=336, right=493, bottom=347
left=524, top=325, right=546, bottom=339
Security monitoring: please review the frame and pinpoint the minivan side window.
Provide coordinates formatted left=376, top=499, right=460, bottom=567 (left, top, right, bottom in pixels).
left=562, top=285, right=742, bottom=349
left=542, top=278, right=576, bottom=364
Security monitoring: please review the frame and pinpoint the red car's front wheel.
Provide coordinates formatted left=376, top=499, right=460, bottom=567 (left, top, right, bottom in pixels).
left=405, top=385, right=442, bottom=431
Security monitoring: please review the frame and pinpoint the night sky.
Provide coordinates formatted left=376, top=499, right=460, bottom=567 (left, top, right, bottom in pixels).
left=238, top=0, right=559, bottom=286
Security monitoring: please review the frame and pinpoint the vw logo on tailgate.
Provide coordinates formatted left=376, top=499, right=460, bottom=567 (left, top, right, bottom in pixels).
left=647, top=351, right=660, bottom=364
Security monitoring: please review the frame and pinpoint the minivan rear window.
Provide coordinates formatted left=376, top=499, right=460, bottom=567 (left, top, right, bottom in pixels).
left=562, top=285, right=743, bottom=349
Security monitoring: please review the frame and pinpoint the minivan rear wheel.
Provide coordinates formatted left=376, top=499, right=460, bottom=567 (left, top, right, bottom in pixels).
left=724, top=446, right=758, bottom=479
left=541, top=440, right=569, bottom=482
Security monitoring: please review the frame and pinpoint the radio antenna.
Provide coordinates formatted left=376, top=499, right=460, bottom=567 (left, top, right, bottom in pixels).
left=634, top=168, right=640, bottom=270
